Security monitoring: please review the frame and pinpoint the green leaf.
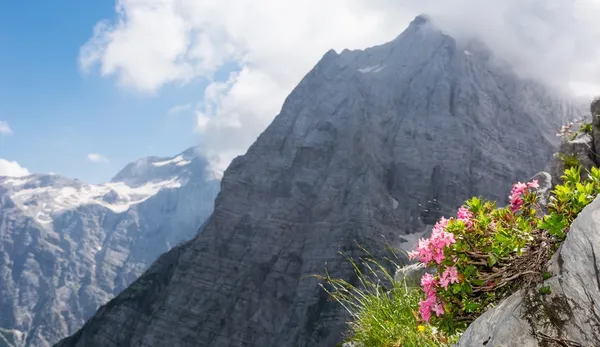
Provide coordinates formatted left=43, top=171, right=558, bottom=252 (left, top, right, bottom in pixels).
left=487, top=254, right=497, bottom=267
left=470, top=279, right=485, bottom=286
left=464, top=301, right=482, bottom=313
left=463, top=265, right=477, bottom=277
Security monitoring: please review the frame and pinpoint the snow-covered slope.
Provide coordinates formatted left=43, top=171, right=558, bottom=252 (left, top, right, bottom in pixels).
left=0, top=147, right=220, bottom=347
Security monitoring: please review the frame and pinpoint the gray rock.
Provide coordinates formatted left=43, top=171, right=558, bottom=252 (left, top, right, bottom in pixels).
left=0, top=147, right=220, bottom=346
left=551, top=132, right=596, bottom=185
left=55, top=16, right=581, bottom=347
left=457, top=196, right=600, bottom=347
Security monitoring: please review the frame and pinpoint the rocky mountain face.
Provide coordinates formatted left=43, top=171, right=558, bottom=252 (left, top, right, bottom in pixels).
left=55, top=16, right=582, bottom=347
left=0, top=147, right=220, bottom=347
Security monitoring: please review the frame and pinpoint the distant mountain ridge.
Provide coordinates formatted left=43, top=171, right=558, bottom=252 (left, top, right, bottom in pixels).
left=0, top=147, right=220, bottom=346
left=55, top=15, right=583, bottom=347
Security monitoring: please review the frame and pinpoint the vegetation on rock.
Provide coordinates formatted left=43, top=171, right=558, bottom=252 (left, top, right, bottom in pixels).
left=321, top=164, right=600, bottom=346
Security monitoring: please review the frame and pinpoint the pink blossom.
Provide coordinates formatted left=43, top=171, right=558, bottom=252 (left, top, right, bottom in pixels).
left=418, top=293, right=437, bottom=322
left=433, top=249, right=446, bottom=264
left=409, top=216, right=456, bottom=265
left=439, top=266, right=460, bottom=289
left=509, top=182, right=529, bottom=212
left=433, top=303, right=445, bottom=317
left=457, top=206, right=474, bottom=226
left=420, top=273, right=437, bottom=295
left=419, top=299, right=432, bottom=322
left=419, top=291, right=445, bottom=321
left=527, top=180, right=539, bottom=189
left=410, top=238, right=433, bottom=263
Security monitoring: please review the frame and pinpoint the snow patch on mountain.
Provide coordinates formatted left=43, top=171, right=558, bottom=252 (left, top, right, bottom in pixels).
left=358, top=64, right=386, bottom=73
left=3, top=177, right=183, bottom=223
left=152, top=155, right=191, bottom=167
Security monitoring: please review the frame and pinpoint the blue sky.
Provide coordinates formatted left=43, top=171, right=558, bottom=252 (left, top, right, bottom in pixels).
left=0, top=1, right=211, bottom=183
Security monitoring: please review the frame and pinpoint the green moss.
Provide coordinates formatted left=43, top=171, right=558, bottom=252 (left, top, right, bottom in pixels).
left=539, top=286, right=551, bottom=295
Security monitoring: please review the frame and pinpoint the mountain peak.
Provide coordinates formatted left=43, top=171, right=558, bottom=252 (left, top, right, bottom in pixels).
left=411, top=14, right=432, bottom=27
left=110, top=146, right=217, bottom=187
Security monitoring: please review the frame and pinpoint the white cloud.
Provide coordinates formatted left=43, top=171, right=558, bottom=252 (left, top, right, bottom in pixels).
left=87, top=153, right=110, bottom=164
left=167, top=103, right=192, bottom=117
left=82, top=0, right=600, bottom=170
left=0, top=121, right=12, bottom=135
left=0, top=159, right=30, bottom=177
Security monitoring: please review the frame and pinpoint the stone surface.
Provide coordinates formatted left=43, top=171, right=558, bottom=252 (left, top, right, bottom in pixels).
left=55, top=16, right=581, bottom=347
left=0, top=147, right=220, bottom=347
left=551, top=132, right=596, bottom=185
left=457, top=196, right=600, bottom=347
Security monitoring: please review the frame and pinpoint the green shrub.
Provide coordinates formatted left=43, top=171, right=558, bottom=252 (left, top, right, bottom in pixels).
left=409, top=165, right=600, bottom=335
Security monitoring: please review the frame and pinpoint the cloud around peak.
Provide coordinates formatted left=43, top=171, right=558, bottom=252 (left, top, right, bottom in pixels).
left=80, top=0, right=600, bottom=170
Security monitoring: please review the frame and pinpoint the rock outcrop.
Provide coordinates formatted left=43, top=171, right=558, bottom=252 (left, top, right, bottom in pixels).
left=457, top=194, right=600, bottom=346
left=0, top=147, right=220, bottom=346
left=55, top=16, right=581, bottom=347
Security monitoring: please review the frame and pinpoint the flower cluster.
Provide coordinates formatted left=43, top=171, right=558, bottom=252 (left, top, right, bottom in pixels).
left=408, top=218, right=455, bottom=265
left=408, top=209, right=466, bottom=322
left=403, top=166, right=600, bottom=336
left=509, top=180, right=539, bottom=212
left=456, top=207, right=473, bottom=227
left=410, top=180, right=537, bottom=324
left=418, top=273, right=444, bottom=322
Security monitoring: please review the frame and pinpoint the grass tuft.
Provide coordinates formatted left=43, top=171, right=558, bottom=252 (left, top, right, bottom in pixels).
left=316, top=245, right=459, bottom=347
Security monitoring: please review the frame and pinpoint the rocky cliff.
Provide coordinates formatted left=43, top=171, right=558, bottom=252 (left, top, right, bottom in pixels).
left=0, top=147, right=220, bottom=347
left=55, top=16, right=581, bottom=347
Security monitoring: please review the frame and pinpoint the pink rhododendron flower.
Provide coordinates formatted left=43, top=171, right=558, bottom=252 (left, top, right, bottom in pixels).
left=509, top=182, right=530, bottom=212
left=433, top=249, right=445, bottom=264
left=408, top=238, right=434, bottom=263
left=433, top=303, right=445, bottom=317
left=457, top=206, right=474, bottom=226
left=418, top=293, right=437, bottom=322
left=527, top=179, right=539, bottom=189
left=409, top=216, right=456, bottom=265
left=439, top=266, right=460, bottom=289
left=419, top=299, right=432, bottom=323
left=420, top=273, right=437, bottom=295
left=419, top=291, right=445, bottom=322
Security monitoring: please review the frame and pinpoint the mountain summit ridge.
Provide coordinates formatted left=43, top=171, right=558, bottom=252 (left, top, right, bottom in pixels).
left=56, top=16, right=581, bottom=347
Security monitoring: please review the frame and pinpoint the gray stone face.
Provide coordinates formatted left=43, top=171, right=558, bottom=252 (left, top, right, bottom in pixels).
left=457, top=195, right=600, bottom=347
left=551, top=132, right=596, bottom=186
left=0, top=148, right=220, bottom=347
left=54, top=16, right=581, bottom=347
